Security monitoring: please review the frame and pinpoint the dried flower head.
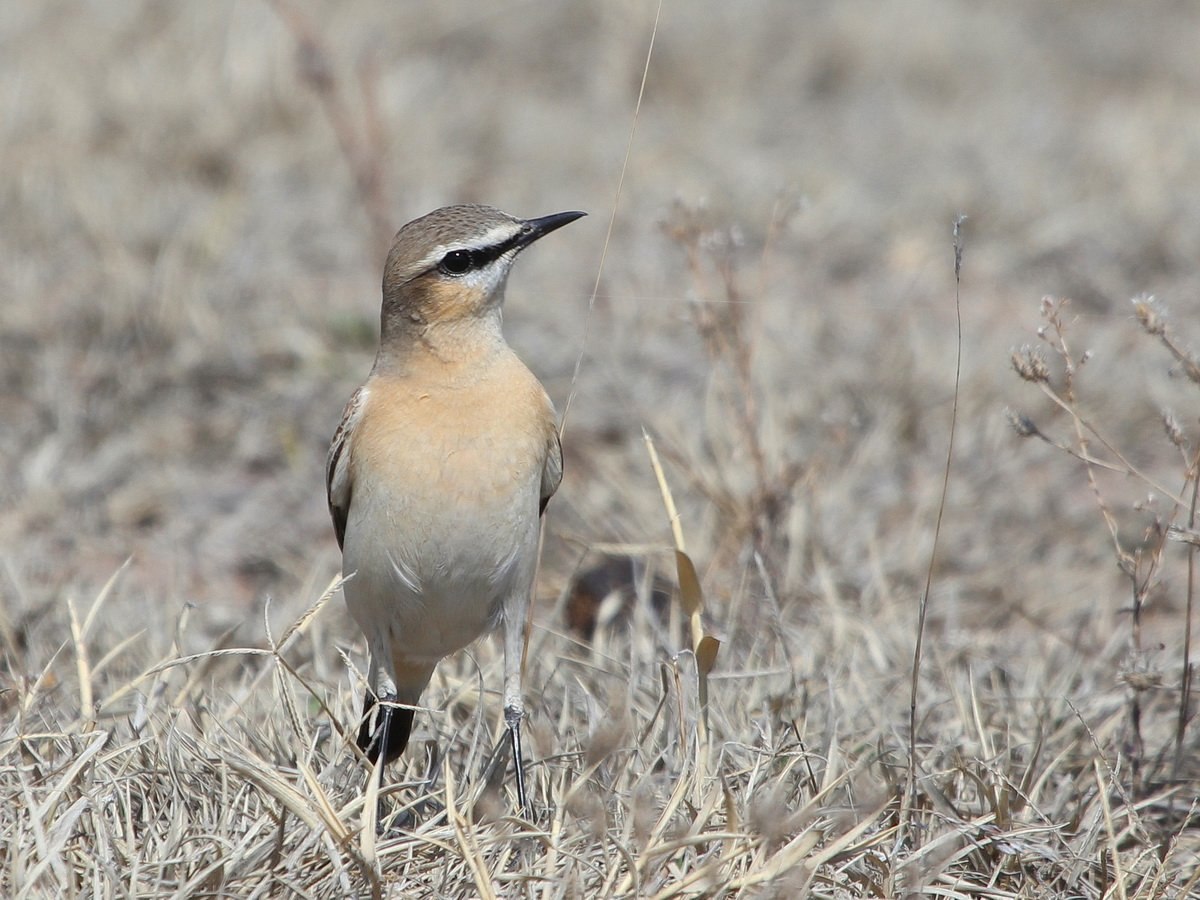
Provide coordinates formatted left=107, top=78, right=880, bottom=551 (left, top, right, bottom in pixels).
left=1132, top=294, right=1164, bottom=336
left=1162, top=409, right=1185, bottom=448
left=1005, top=408, right=1039, bottom=438
left=1011, top=346, right=1050, bottom=383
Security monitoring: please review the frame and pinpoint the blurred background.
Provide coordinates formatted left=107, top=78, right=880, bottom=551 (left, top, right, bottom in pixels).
left=3, top=0, right=1199, bottom=659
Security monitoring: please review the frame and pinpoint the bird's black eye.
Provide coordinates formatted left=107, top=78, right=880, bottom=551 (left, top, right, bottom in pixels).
left=438, top=249, right=473, bottom=276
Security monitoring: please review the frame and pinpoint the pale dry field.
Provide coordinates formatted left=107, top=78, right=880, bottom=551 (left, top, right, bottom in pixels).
left=3, top=1, right=1200, bottom=897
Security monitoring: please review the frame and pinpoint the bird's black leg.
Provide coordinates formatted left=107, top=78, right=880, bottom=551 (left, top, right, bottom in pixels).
left=506, top=704, right=532, bottom=819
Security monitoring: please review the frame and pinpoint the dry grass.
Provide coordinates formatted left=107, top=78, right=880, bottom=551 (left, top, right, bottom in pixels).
left=4, top=1, right=1200, bottom=896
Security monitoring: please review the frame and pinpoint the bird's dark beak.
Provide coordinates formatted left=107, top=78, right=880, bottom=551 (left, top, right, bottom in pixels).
left=517, top=210, right=586, bottom=249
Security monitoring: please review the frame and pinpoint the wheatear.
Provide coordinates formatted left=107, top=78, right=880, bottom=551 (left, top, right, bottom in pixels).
left=326, top=204, right=584, bottom=813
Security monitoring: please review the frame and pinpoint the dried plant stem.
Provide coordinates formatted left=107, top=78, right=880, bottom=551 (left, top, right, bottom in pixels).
left=904, top=215, right=966, bottom=845
left=1015, top=295, right=1200, bottom=798
left=1035, top=382, right=1186, bottom=510
left=1175, top=447, right=1200, bottom=775
left=560, top=0, right=663, bottom=438
left=644, top=432, right=706, bottom=677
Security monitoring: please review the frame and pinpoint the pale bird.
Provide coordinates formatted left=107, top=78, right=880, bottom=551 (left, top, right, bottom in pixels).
left=326, top=204, right=585, bottom=813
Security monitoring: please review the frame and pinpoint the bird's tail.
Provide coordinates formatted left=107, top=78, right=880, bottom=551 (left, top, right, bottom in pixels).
left=357, top=692, right=415, bottom=767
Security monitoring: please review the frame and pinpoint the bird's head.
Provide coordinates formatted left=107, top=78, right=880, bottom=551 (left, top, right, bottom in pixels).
left=379, top=204, right=585, bottom=339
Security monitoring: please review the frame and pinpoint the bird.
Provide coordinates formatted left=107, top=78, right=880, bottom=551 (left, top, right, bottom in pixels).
left=326, top=203, right=585, bottom=814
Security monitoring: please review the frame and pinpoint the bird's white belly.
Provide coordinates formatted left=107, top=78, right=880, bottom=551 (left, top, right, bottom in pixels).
left=341, top=478, right=540, bottom=664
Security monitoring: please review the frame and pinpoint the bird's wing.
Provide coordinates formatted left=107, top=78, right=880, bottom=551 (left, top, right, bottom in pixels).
left=326, top=384, right=368, bottom=550
left=540, top=427, right=563, bottom=517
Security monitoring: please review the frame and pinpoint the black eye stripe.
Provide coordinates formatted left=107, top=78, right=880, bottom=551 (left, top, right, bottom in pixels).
left=436, top=228, right=528, bottom=276
left=471, top=230, right=525, bottom=265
